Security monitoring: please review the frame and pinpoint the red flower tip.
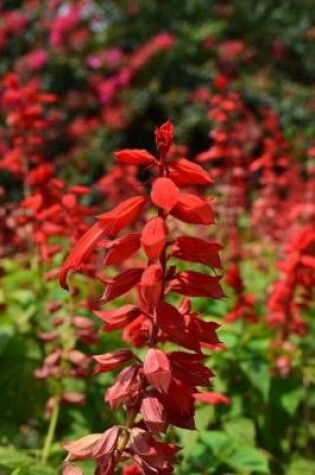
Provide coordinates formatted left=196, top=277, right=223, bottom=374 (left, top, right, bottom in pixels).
left=155, top=120, right=174, bottom=156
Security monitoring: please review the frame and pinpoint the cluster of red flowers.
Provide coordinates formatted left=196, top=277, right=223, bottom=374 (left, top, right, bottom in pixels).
left=0, top=73, right=57, bottom=180
left=267, top=225, right=315, bottom=340
left=60, top=122, right=226, bottom=474
left=19, top=171, right=94, bottom=262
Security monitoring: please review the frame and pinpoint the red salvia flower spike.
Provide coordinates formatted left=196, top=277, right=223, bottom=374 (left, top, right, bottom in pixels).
left=61, top=122, right=225, bottom=474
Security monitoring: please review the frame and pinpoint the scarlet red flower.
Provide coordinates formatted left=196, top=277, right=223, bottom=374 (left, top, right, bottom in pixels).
left=95, top=305, right=141, bottom=332
left=171, top=193, right=214, bottom=224
left=104, top=233, right=141, bottom=265
left=171, top=236, right=222, bottom=268
left=97, top=195, right=147, bottom=236
left=59, top=196, right=147, bottom=289
left=169, top=158, right=213, bottom=186
left=170, top=271, right=224, bottom=299
left=99, top=268, right=144, bottom=303
left=59, top=221, right=108, bottom=290
left=114, top=149, right=157, bottom=166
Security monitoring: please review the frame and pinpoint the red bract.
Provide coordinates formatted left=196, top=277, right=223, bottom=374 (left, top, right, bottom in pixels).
left=61, top=122, right=225, bottom=474
left=143, top=349, right=171, bottom=393
left=170, top=271, right=224, bottom=299
left=93, top=350, right=134, bottom=374
left=104, top=234, right=141, bottom=265
left=169, top=158, right=213, bottom=186
left=171, top=236, right=222, bottom=268
left=171, top=193, right=214, bottom=224
left=151, top=177, right=179, bottom=212
left=141, top=217, right=168, bottom=261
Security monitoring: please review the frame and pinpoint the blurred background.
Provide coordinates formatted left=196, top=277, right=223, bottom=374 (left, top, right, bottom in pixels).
left=0, top=1, right=314, bottom=474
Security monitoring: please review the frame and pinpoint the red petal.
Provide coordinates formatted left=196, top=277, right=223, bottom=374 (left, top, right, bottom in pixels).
left=143, top=348, right=171, bottom=393
left=139, top=263, right=163, bottom=308
left=151, top=177, right=179, bottom=212
left=97, top=195, right=147, bottom=236
left=92, top=426, right=120, bottom=458
left=63, top=464, right=83, bottom=475
left=193, top=392, right=231, bottom=405
left=99, top=268, right=144, bottom=303
left=156, top=302, right=200, bottom=351
left=59, top=221, right=108, bottom=290
left=93, top=349, right=134, bottom=374
left=169, top=158, right=213, bottom=186
left=114, top=149, right=157, bottom=166
left=140, top=395, right=167, bottom=433
left=141, top=217, right=168, bottom=261
left=94, top=305, right=141, bottom=332
left=171, top=236, right=222, bottom=268
left=171, top=193, right=214, bottom=224
left=170, top=271, right=224, bottom=299
left=169, top=352, right=213, bottom=387
left=63, top=434, right=102, bottom=462
left=105, top=365, right=140, bottom=408
left=105, top=233, right=141, bottom=265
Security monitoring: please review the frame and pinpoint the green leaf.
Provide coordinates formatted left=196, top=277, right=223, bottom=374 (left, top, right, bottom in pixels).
left=224, top=417, right=256, bottom=446
left=228, top=446, right=269, bottom=474
left=240, top=359, right=270, bottom=401
left=0, top=447, right=31, bottom=470
left=201, top=431, right=235, bottom=460
left=288, top=458, right=315, bottom=475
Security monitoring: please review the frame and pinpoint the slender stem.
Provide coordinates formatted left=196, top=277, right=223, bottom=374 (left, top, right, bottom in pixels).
left=41, top=395, right=61, bottom=463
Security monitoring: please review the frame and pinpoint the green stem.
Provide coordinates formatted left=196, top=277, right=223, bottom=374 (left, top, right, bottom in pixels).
left=41, top=395, right=61, bottom=464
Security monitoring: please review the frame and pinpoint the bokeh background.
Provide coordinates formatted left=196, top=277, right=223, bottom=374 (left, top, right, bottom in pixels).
left=0, top=1, right=314, bottom=474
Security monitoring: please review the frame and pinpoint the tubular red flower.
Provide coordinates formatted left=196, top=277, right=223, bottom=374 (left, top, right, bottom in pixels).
left=114, top=149, right=158, bottom=166
left=170, top=193, right=215, bottom=224
left=169, top=158, right=213, bottom=186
